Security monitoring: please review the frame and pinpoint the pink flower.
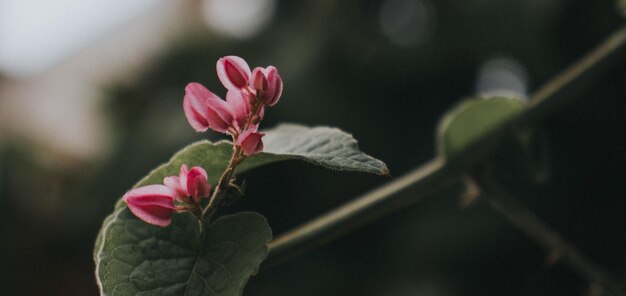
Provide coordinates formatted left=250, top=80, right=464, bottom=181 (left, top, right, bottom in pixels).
left=251, top=68, right=268, bottom=93
left=236, top=129, right=265, bottom=156
left=163, top=164, right=189, bottom=198
left=226, top=89, right=251, bottom=130
left=185, top=167, right=211, bottom=201
left=124, top=164, right=212, bottom=227
left=251, top=66, right=283, bottom=106
left=184, top=83, right=236, bottom=134
left=217, top=56, right=251, bottom=91
left=163, top=164, right=211, bottom=203
left=183, top=56, right=284, bottom=157
left=123, top=185, right=176, bottom=227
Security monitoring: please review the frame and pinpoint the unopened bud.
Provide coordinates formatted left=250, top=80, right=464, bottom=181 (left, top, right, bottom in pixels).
left=250, top=66, right=283, bottom=107
left=236, top=129, right=265, bottom=156
left=217, top=56, right=251, bottom=90
left=252, top=68, right=269, bottom=92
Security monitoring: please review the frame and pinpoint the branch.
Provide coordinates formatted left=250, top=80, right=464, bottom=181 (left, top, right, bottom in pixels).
left=472, top=171, right=626, bottom=296
left=265, top=159, right=459, bottom=268
left=528, top=25, right=626, bottom=114
left=263, top=25, right=626, bottom=269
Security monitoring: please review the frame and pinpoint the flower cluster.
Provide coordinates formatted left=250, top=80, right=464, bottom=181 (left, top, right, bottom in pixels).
left=123, top=164, right=211, bottom=226
left=184, top=56, right=283, bottom=155
left=123, top=56, right=283, bottom=226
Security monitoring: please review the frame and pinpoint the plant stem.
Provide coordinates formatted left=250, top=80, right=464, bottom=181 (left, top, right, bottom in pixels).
left=202, top=146, right=243, bottom=221
left=263, top=25, right=626, bottom=270
left=471, top=170, right=626, bottom=296
left=527, top=25, right=626, bottom=113
left=200, top=91, right=265, bottom=223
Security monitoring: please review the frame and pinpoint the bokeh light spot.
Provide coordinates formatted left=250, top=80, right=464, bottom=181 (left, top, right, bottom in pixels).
left=379, top=0, right=437, bottom=48
left=202, top=0, right=276, bottom=40
left=476, top=57, right=528, bottom=99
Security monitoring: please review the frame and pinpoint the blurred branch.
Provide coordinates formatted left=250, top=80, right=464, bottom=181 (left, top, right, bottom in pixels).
left=526, top=24, right=626, bottom=118
left=471, top=170, right=626, bottom=296
left=264, top=158, right=460, bottom=269
left=263, top=25, right=626, bottom=269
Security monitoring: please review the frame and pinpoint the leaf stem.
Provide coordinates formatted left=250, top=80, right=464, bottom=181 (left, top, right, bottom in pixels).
left=262, top=25, right=626, bottom=272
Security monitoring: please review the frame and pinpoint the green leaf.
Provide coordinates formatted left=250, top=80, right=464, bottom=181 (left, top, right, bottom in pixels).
left=436, top=97, right=527, bottom=158
left=133, top=124, right=388, bottom=190
left=95, top=124, right=388, bottom=295
left=96, top=212, right=271, bottom=296
left=249, top=124, right=389, bottom=175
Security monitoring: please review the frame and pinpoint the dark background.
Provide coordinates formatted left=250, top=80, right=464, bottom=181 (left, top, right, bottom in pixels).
left=1, top=0, right=625, bottom=295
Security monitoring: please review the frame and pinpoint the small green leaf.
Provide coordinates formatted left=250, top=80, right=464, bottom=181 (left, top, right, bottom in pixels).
left=95, top=124, right=388, bottom=295
left=96, top=212, right=271, bottom=296
left=436, top=97, right=527, bottom=158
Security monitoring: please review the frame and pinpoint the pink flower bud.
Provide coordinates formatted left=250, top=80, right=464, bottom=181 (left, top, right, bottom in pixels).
left=123, top=185, right=176, bottom=227
left=236, top=129, right=265, bottom=156
left=186, top=166, right=211, bottom=202
left=251, top=66, right=283, bottom=106
left=264, top=66, right=283, bottom=106
left=163, top=177, right=185, bottom=200
left=204, top=97, right=235, bottom=133
left=226, top=89, right=251, bottom=130
left=163, top=164, right=190, bottom=200
left=164, top=164, right=211, bottom=203
left=217, top=56, right=251, bottom=91
left=183, top=83, right=235, bottom=134
left=183, top=83, right=215, bottom=132
left=251, top=68, right=268, bottom=92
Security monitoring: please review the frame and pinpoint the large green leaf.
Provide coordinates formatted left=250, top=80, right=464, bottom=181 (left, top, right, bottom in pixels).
left=436, top=97, right=527, bottom=158
left=95, top=124, right=388, bottom=295
left=96, top=212, right=271, bottom=296
left=134, top=124, right=389, bottom=190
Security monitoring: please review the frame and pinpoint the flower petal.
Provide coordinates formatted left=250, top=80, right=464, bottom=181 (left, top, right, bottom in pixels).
left=186, top=166, right=211, bottom=201
left=217, top=56, right=251, bottom=90
left=205, top=97, right=235, bottom=133
left=183, top=83, right=220, bottom=132
left=252, top=67, right=268, bottom=92
left=123, top=185, right=175, bottom=227
left=264, top=66, right=283, bottom=106
left=236, top=129, right=265, bottom=156
left=226, top=89, right=250, bottom=130
left=163, top=176, right=187, bottom=199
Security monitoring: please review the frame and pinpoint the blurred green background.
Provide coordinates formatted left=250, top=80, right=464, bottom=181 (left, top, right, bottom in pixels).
left=1, top=0, right=625, bottom=295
